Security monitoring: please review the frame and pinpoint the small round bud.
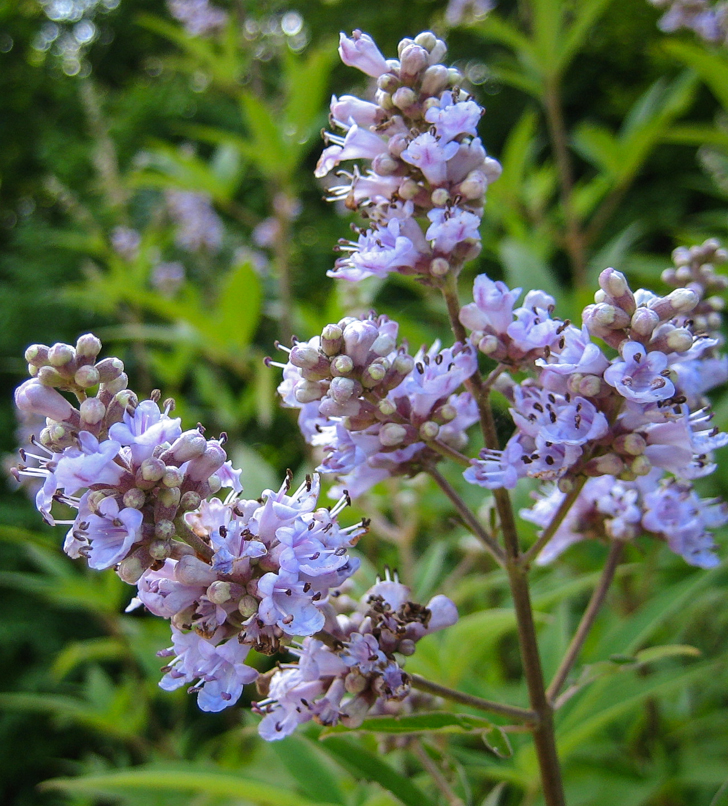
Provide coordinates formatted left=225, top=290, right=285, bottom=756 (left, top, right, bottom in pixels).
left=345, top=671, right=369, bottom=694
left=431, top=188, right=450, bottom=207
left=158, top=486, right=181, bottom=508
left=378, top=398, right=397, bottom=416
left=599, top=267, right=629, bottom=299
left=331, top=355, right=354, bottom=376
left=154, top=519, right=176, bottom=540
left=578, top=375, right=602, bottom=397
left=95, top=357, right=124, bottom=383
left=48, top=343, right=75, bottom=367
left=80, top=396, right=106, bottom=425
left=238, top=594, right=259, bottom=618
left=295, top=381, right=324, bottom=404
left=398, top=178, right=420, bottom=200
left=399, top=44, right=429, bottom=81
left=208, top=580, right=233, bottom=605
left=379, top=423, right=408, bottom=446
left=393, top=354, right=415, bottom=375
left=420, top=64, right=449, bottom=96
left=557, top=476, right=576, bottom=494
left=118, top=556, right=145, bottom=584
left=630, top=307, right=660, bottom=337
left=180, top=491, right=202, bottom=511
left=86, top=490, right=110, bottom=514
left=665, top=328, right=693, bottom=353
left=376, top=73, right=400, bottom=93
left=447, top=67, right=462, bottom=85
left=37, top=366, right=65, bottom=387
left=438, top=403, right=457, bottom=422
left=414, top=31, right=437, bottom=51
left=330, top=376, right=357, bottom=403
left=163, top=466, right=185, bottom=488
left=100, top=372, right=128, bottom=396
left=392, top=86, right=417, bottom=110
left=290, top=343, right=322, bottom=370
left=387, top=133, right=409, bottom=159
left=361, top=362, right=388, bottom=388
left=630, top=455, right=652, bottom=476
left=371, top=334, right=396, bottom=356
left=594, top=289, right=607, bottom=304
left=141, top=457, right=166, bottom=482
left=397, top=638, right=416, bottom=656
left=28, top=364, right=39, bottom=377
left=614, top=433, right=646, bottom=456
left=123, top=488, right=146, bottom=509
left=374, top=89, right=394, bottom=111
left=667, top=287, right=699, bottom=313
left=430, top=257, right=450, bottom=277
left=74, top=365, right=100, bottom=388
left=75, top=333, right=102, bottom=360
left=419, top=421, right=440, bottom=440
left=321, top=324, right=343, bottom=356
left=25, top=344, right=50, bottom=367
left=149, top=539, right=172, bottom=560
left=478, top=334, right=500, bottom=355
left=458, top=171, right=486, bottom=200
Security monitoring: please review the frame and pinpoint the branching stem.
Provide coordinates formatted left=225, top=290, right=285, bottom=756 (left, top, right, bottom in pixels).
left=547, top=541, right=624, bottom=704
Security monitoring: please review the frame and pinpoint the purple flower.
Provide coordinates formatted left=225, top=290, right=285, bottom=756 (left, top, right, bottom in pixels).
left=460, top=274, right=522, bottom=337
left=109, top=400, right=182, bottom=464
left=338, top=31, right=390, bottom=78
left=604, top=342, right=675, bottom=403
left=257, top=571, right=325, bottom=635
left=426, top=207, right=482, bottom=253
left=55, top=432, right=124, bottom=496
left=167, top=0, right=228, bottom=37
left=77, top=497, right=144, bottom=571
left=425, top=95, right=482, bottom=142
left=132, top=559, right=206, bottom=619
left=401, top=133, right=460, bottom=185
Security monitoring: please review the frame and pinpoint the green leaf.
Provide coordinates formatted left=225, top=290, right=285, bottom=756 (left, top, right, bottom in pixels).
left=499, top=238, right=562, bottom=299
left=319, top=737, right=436, bottom=806
left=634, top=644, right=701, bottom=664
left=240, top=91, right=292, bottom=179
left=482, top=726, right=513, bottom=759
left=556, top=0, right=615, bottom=76
left=664, top=39, right=728, bottom=110
left=41, top=767, right=340, bottom=806
left=322, top=711, right=497, bottom=736
left=272, top=735, right=346, bottom=806
left=283, top=45, right=336, bottom=149
left=215, top=259, right=262, bottom=350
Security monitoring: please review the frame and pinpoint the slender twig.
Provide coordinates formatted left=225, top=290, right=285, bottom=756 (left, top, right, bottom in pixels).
left=427, top=465, right=506, bottom=566
left=174, top=519, right=214, bottom=562
left=426, top=438, right=472, bottom=467
left=547, top=541, right=624, bottom=704
left=520, top=475, right=588, bottom=568
left=440, top=273, right=566, bottom=806
left=412, top=740, right=465, bottom=806
left=409, top=674, right=538, bottom=723
left=482, top=363, right=507, bottom=392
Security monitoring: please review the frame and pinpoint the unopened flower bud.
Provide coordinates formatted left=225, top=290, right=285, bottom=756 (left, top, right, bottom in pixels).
left=295, top=380, right=324, bottom=404
left=15, top=379, right=76, bottom=421
left=345, top=670, right=369, bottom=694
left=631, top=307, right=660, bottom=337
left=75, top=333, right=102, bottom=360
left=414, top=31, right=437, bottom=51
left=478, top=334, right=501, bottom=355
left=361, top=362, right=388, bottom=388
left=557, top=476, right=576, bottom=494
left=437, top=403, right=457, bottom=422
left=123, top=488, right=146, bottom=509
left=25, top=344, right=50, bottom=367
left=48, top=343, right=75, bottom=367
left=371, top=153, right=400, bottom=175
left=371, top=334, right=396, bottom=356
left=379, top=423, right=408, bottom=446
left=163, top=466, right=185, bottom=488
left=650, top=288, right=699, bottom=319
left=321, top=324, right=343, bottom=355
left=392, top=86, right=417, bottom=110
left=666, top=328, right=693, bottom=353
left=331, top=355, right=354, bottom=376
left=378, top=398, right=396, bottom=416
left=118, top=555, right=145, bottom=584
left=594, top=289, right=607, bottom=303
left=74, top=365, right=99, bottom=388
left=180, top=491, right=202, bottom=511
left=430, top=257, right=450, bottom=276
left=80, top=396, right=106, bottom=425
left=290, top=343, right=323, bottom=370
left=330, top=376, right=358, bottom=403
left=400, top=44, right=429, bottom=81
left=593, top=303, right=630, bottom=329
left=447, top=67, right=462, bottom=85
left=458, top=171, right=487, bottom=200
left=37, top=366, right=65, bottom=387
left=586, top=453, right=625, bottom=476
left=387, top=133, right=409, bottom=159
left=419, top=421, right=440, bottom=439
left=397, top=638, right=416, bottom=656
left=578, top=375, right=602, bottom=397
left=141, top=457, right=166, bottom=482
left=149, top=539, right=172, bottom=560
left=154, top=519, right=176, bottom=540
left=630, top=455, right=652, bottom=476
left=238, top=594, right=259, bottom=617
left=614, top=433, right=646, bottom=455
left=158, top=486, right=181, bottom=508
left=376, top=73, right=400, bottom=93
left=374, top=89, right=394, bottom=110
left=100, top=372, right=128, bottom=396
left=177, top=555, right=216, bottom=586
left=170, top=432, right=208, bottom=462
left=207, top=580, right=233, bottom=605
left=431, top=188, right=450, bottom=207
left=86, top=489, right=111, bottom=514
left=420, top=64, right=449, bottom=95
left=95, top=357, right=125, bottom=383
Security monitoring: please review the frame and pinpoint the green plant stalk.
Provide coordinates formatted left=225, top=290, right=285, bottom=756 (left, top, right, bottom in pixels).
left=441, top=272, right=567, bottom=806
left=547, top=540, right=624, bottom=704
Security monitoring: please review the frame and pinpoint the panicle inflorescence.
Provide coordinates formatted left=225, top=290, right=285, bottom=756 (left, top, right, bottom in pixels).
left=270, top=312, right=479, bottom=497
left=317, top=30, right=501, bottom=282
left=12, top=335, right=455, bottom=720
left=253, top=571, right=457, bottom=740
left=455, top=242, right=728, bottom=567
left=167, top=0, right=228, bottom=37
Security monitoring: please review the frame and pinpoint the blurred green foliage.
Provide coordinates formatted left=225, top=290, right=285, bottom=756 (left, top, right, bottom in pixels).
left=1, top=0, right=728, bottom=805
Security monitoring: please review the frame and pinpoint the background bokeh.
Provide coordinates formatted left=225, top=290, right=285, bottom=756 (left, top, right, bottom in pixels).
left=2, top=1, right=728, bottom=804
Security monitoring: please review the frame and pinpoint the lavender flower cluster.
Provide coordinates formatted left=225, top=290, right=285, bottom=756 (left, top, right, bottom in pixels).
left=255, top=571, right=456, bottom=740
left=12, top=335, right=456, bottom=731
left=280, top=30, right=728, bottom=571
left=167, top=0, right=228, bottom=38
left=317, top=30, right=501, bottom=282
left=649, top=0, right=728, bottom=44
left=271, top=314, right=479, bottom=497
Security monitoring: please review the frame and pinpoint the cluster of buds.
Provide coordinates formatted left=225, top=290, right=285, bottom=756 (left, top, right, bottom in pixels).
left=272, top=313, right=479, bottom=497
left=459, top=245, right=728, bottom=567
left=254, top=573, right=457, bottom=740
left=317, top=30, right=501, bottom=282
left=13, top=337, right=457, bottom=719
left=649, top=0, right=728, bottom=45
